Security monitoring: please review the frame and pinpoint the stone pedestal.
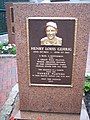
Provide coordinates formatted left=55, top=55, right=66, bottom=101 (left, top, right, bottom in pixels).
left=13, top=2, right=90, bottom=115
left=11, top=99, right=89, bottom=120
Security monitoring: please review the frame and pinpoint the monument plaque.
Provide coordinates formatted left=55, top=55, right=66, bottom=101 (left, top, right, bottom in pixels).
left=27, top=17, right=77, bottom=86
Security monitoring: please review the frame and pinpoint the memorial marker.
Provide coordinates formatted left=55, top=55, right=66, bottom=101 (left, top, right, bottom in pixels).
left=27, top=17, right=77, bottom=86
left=13, top=2, right=90, bottom=117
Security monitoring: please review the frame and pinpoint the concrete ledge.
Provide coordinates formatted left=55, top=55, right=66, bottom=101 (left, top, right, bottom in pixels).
left=0, top=54, right=16, bottom=58
left=0, top=34, right=8, bottom=44
left=11, top=99, right=89, bottom=120
left=0, top=84, right=19, bottom=120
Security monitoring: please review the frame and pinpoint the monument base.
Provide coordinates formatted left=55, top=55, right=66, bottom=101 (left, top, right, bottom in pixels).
left=11, top=99, right=89, bottom=120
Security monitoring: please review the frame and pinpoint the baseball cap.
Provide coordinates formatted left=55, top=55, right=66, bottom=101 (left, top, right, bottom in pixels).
left=46, top=21, right=57, bottom=29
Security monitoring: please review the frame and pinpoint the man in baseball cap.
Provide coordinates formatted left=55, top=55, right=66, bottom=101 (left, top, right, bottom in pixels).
left=46, top=21, right=57, bottom=29
left=41, top=21, right=62, bottom=46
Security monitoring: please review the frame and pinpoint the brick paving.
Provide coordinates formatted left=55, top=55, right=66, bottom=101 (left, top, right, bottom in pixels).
left=0, top=57, right=18, bottom=111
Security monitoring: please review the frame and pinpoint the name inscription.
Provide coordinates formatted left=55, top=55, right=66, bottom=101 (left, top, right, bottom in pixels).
left=30, top=46, right=74, bottom=85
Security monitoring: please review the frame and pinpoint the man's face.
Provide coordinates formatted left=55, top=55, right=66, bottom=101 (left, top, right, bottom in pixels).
left=46, top=26, right=57, bottom=40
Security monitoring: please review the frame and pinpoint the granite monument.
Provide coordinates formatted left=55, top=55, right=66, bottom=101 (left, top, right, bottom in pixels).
left=13, top=2, right=90, bottom=119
